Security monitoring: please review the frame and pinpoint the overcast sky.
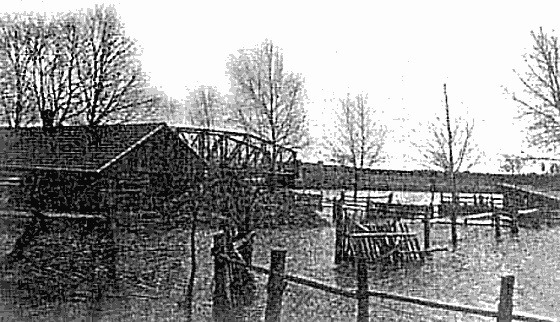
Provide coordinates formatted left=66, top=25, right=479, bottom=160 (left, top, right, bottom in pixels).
left=8, top=1, right=560, bottom=173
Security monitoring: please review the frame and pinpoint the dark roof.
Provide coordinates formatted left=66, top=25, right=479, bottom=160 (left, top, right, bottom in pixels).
left=0, top=123, right=167, bottom=173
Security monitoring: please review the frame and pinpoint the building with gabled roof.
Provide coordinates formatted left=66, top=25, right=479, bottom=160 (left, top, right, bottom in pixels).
left=0, top=122, right=206, bottom=215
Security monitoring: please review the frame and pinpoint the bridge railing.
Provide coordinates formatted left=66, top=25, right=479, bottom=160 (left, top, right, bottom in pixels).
left=172, top=126, right=298, bottom=177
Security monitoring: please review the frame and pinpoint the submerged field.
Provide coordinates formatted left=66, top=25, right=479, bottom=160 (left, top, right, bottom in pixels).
left=0, top=205, right=559, bottom=321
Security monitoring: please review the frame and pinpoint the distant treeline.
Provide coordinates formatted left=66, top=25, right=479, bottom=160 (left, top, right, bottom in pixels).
left=295, top=162, right=560, bottom=193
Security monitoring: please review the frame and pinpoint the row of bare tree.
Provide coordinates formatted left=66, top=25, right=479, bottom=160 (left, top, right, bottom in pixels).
left=328, top=26, right=560, bottom=189
left=0, top=6, right=166, bottom=128
left=2, top=5, right=559, bottom=180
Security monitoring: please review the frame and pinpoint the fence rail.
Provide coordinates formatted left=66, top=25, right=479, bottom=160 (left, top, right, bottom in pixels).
left=212, top=232, right=556, bottom=322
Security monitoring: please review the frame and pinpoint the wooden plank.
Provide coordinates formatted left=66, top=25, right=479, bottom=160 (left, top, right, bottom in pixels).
left=350, top=232, right=417, bottom=238
left=282, top=273, right=356, bottom=299
left=401, top=222, right=416, bottom=261
left=393, top=222, right=401, bottom=264
left=413, top=238, right=424, bottom=261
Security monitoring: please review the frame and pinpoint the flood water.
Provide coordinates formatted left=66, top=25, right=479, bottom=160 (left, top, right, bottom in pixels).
left=1, top=189, right=558, bottom=321
left=250, top=220, right=560, bottom=321
left=244, top=189, right=558, bottom=321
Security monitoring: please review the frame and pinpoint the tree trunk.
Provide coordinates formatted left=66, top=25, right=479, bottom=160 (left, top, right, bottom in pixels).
left=353, top=165, right=359, bottom=202
left=185, top=195, right=198, bottom=321
left=444, top=84, right=458, bottom=249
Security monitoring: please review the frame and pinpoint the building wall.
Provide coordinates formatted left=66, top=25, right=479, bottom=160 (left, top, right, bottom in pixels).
left=2, top=127, right=205, bottom=214
left=100, top=127, right=205, bottom=213
left=4, top=170, right=100, bottom=213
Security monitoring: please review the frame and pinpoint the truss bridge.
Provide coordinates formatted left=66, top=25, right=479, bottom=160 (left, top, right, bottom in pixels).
left=172, top=126, right=299, bottom=187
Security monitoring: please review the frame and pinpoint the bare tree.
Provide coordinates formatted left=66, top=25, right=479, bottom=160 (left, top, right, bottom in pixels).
left=412, top=113, right=481, bottom=173
left=324, top=93, right=386, bottom=200
left=510, top=27, right=560, bottom=151
left=138, top=89, right=185, bottom=124
left=500, top=154, right=527, bottom=175
left=0, top=6, right=156, bottom=128
left=412, top=84, right=482, bottom=248
left=227, top=39, right=310, bottom=183
left=0, top=14, right=40, bottom=128
left=186, top=85, right=228, bottom=128
left=75, top=5, right=154, bottom=126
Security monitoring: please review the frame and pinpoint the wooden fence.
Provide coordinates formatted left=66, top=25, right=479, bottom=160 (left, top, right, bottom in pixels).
left=440, top=192, right=503, bottom=207
left=212, top=236, right=556, bottom=322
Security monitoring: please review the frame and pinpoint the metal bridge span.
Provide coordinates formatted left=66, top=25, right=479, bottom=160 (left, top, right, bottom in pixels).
left=172, top=126, right=299, bottom=187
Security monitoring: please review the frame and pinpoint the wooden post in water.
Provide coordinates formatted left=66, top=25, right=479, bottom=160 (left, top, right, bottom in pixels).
left=423, top=212, right=431, bottom=251
left=335, top=200, right=344, bottom=264
left=365, top=195, right=371, bottom=217
left=497, top=275, right=515, bottom=322
left=494, top=208, right=501, bottom=239
left=212, top=232, right=230, bottom=322
left=265, top=249, right=287, bottom=322
left=318, top=190, right=324, bottom=212
left=511, top=203, right=519, bottom=235
left=333, top=198, right=338, bottom=224
left=356, top=256, right=369, bottom=322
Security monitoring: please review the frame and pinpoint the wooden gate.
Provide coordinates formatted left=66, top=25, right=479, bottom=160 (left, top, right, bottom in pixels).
left=334, top=201, right=423, bottom=265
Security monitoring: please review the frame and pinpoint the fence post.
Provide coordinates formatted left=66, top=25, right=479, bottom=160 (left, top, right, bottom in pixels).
left=212, top=232, right=230, bottom=322
left=356, top=256, right=369, bottom=322
left=335, top=201, right=344, bottom=264
left=265, top=249, right=287, bottom=322
left=318, top=190, right=324, bottom=212
left=497, top=275, right=515, bottom=322
left=333, top=198, right=338, bottom=224
left=494, top=209, right=501, bottom=239
left=423, top=212, right=431, bottom=251
left=511, top=205, right=519, bottom=235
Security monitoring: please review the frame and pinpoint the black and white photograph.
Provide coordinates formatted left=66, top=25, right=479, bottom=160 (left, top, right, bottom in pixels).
left=0, top=1, right=559, bottom=321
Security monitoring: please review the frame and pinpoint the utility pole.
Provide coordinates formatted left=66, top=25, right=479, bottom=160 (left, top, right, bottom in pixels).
left=444, top=83, right=458, bottom=249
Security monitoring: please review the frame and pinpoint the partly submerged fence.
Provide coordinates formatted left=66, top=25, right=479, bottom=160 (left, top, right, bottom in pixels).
left=212, top=232, right=557, bottom=322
